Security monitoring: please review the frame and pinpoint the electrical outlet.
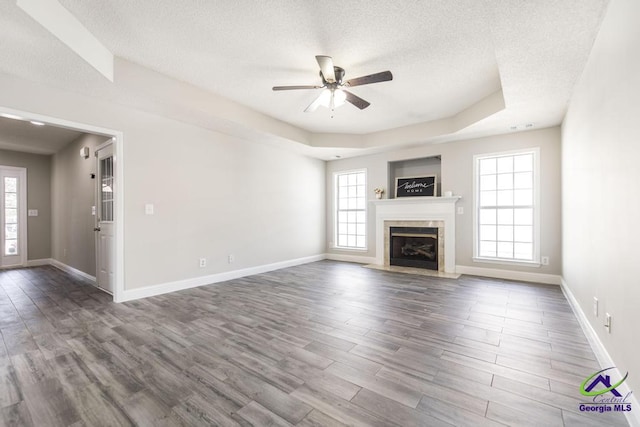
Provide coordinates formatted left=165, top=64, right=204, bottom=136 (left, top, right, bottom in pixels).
left=605, top=313, right=612, bottom=333
left=228, top=254, right=235, bottom=264
left=199, top=258, right=206, bottom=268
left=593, top=297, right=598, bottom=317
left=457, top=207, right=464, bottom=215
left=541, top=256, right=549, bottom=266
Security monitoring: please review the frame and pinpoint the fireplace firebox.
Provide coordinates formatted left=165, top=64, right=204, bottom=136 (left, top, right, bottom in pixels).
left=389, top=227, right=438, bottom=270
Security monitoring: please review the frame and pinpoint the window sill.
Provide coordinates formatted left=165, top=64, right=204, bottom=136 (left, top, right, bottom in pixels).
left=332, top=246, right=369, bottom=252
left=473, top=257, right=541, bottom=268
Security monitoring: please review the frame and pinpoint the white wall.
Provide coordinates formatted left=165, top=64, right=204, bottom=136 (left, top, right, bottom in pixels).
left=0, top=70, right=325, bottom=292
left=326, top=127, right=562, bottom=276
left=562, top=0, right=640, bottom=397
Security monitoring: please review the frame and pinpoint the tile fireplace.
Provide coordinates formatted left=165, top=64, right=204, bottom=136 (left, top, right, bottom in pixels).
left=372, top=196, right=460, bottom=274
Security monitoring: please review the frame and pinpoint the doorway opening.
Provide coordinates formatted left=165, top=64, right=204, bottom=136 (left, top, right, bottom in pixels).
left=0, top=106, right=124, bottom=302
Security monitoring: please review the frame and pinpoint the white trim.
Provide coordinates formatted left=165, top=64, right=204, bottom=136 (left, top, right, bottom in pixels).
left=0, top=106, right=124, bottom=304
left=473, top=257, right=541, bottom=268
left=119, top=254, right=325, bottom=302
left=473, top=147, right=541, bottom=264
left=455, top=264, right=561, bottom=285
left=95, top=139, right=113, bottom=152
left=26, top=258, right=52, bottom=267
left=372, top=197, right=460, bottom=273
left=561, top=278, right=640, bottom=427
left=334, top=168, right=368, bottom=250
left=325, top=253, right=377, bottom=265
left=114, top=133, right=124, bottom=303
left=50, top=258, right=97, bottom=283
left=0, top=166, right=28, bottom=268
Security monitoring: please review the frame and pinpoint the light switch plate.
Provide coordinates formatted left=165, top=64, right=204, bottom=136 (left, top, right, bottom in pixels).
left=457, top=207, right=464, bottom=215
left=145, top=203, right=154, bottom=215
left=28, top=209, right=38, bottom=217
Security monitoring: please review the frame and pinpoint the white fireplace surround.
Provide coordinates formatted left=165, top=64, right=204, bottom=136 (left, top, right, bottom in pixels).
left=372, top=196, right=461, bottom=273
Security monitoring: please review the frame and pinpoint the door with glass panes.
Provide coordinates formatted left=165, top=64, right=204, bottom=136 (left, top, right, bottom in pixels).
left=0, top=167, right=27, bottom=268
left=95, top=144, right=114, bottom=293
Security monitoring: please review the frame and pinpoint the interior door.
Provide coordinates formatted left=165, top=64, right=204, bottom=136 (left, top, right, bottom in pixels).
left=95, top=144, right=115, bottom=292
left=0, top=167, right=27, bottom=268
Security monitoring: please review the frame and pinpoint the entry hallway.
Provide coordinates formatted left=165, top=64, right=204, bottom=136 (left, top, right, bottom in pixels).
left=0, top=262, right=629, bottom=426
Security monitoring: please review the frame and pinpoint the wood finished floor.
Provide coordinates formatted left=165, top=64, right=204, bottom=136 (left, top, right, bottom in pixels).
left=0, top=261, right=629, bottom=427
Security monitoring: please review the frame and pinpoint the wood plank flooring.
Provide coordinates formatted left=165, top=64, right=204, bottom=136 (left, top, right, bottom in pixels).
left=0, top=261, right=629, bottom=426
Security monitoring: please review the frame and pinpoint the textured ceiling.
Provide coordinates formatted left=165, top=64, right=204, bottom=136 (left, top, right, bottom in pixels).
left=0, top=0, right=609, bottom=153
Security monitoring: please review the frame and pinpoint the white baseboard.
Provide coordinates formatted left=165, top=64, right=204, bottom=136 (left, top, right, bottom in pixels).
left=118, top=254, right=326, bottom=302
left=26, top=258, right=52, bottom=267
left=325, top=252, right=377, bottom=265
left=455, top=264, right=562, bottom=285
left=50, top=259, right=96, bottom=283
left=561, top=278, right=640, bottom=427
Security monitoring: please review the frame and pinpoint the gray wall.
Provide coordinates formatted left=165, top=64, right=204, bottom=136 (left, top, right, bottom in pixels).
left=51, top=134, right=110, bottom=277
left=326, top=127, right=562, bottom=276
left=562, top=0, right=640, bottom=396
left=122, top=119, right=326, bottom=288
left=388, top=156, right=442, bottom=197
left=0, top=149, right=51, bottom=260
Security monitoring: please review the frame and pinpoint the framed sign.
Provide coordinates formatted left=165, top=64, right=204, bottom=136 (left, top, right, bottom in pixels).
left=395, top=175, right=437, bottom=197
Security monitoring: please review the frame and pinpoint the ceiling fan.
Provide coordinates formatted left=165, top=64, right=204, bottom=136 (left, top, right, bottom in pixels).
left=273, top=55, right=393, bottom=113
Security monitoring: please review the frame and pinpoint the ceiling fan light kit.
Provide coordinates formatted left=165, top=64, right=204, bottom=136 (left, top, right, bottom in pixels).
left=273, top=55, right=392, bottom=114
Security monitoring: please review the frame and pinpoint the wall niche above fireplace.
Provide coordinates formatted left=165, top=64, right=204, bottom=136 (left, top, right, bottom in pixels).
left=387, top=155, right=442, bottom=198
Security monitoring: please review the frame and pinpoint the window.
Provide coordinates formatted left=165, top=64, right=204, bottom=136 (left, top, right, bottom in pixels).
left=100, top=156, right=114, bottom=222
left=335, top=170, right=366, bottom=249
left=4, top=177, right=18, bottom=256
left=474, top=149, right=539, bottom=263
left=0, top=166, right=26, bottom=267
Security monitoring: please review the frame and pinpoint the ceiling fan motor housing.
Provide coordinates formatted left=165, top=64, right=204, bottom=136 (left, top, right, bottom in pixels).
left=273, top=56, right=392, bottom=111
left=321, top=66, right=345, bottom=86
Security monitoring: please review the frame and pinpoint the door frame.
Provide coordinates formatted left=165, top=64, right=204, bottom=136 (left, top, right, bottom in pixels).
left=0, top=106, right=125, bottom=302
left=95, top=141, right=115, bottom=293
left=0, top=166, right=28, bottom=268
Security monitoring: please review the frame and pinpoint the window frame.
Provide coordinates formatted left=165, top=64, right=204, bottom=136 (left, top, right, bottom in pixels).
left=472, top=148, right=541, bottom=267
left=334, top=168, right=368, bottom=251
left=0, top=166, right=28, bottom=268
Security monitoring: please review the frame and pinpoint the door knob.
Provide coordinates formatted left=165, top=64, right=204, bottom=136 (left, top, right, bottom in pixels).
left=94, top=227, right=101, bottom=232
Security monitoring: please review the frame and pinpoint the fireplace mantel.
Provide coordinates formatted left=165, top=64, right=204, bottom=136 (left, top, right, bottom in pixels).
left=371, top=196, right=461, bottom=273
left=371, top=196, right=461, bottom=206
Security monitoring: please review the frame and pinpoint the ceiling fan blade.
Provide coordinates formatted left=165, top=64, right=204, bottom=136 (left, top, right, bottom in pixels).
left=304, top=92, right=326, bottom=112
left=344, top=90, right=371, bottom=110
left=345, top=71, right=393, bottom=87
left=272, top=85, right=322, bottom=91
left=316, top=55, right=336, bottom=82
